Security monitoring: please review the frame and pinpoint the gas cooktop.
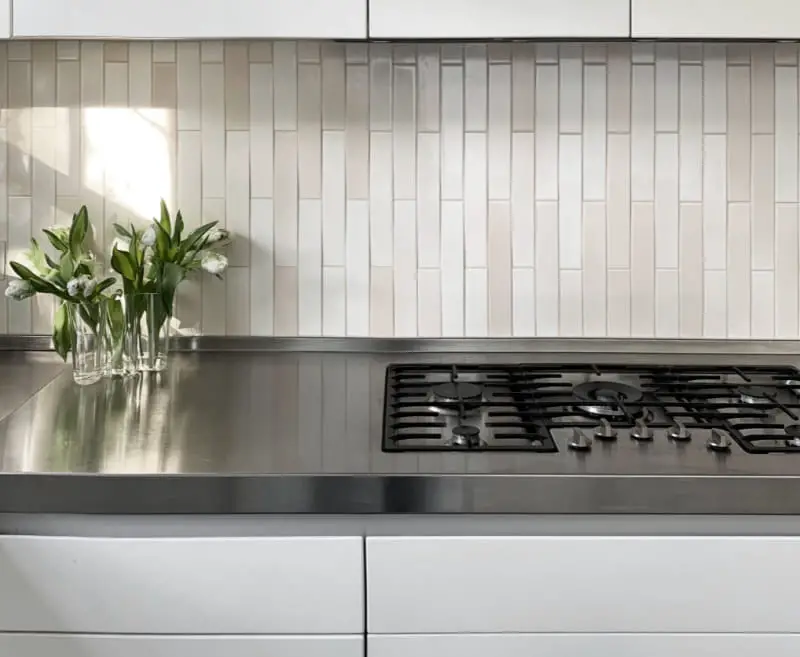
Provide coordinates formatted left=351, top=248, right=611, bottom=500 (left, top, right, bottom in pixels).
left=382, top=363, right=800, bottom=454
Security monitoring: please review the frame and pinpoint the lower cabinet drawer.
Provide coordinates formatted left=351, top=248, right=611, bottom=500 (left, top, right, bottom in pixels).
left=0, top=536, right=363, bottom=633
left=367, top=536, right=800, bottom=633
left=369, top=634, right=800, bottom=657
left=0, top=634, right=363, bottom=657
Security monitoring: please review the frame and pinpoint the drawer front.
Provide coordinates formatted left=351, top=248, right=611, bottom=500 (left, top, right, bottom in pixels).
left=0, top=634, right=363, bottom=657
left=367, top=536, right=800, bottom=633
left=0, top=536, right=363, bottom=633
left=369, top=634, right=800, bottom=657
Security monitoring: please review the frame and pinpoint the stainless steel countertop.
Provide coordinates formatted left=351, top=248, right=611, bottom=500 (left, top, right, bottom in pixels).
left=3, top=338, right=800, bottom=514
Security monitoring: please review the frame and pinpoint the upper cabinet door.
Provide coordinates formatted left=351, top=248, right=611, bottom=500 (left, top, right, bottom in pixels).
left=632, top=0, right=800, bottom=38
left=1, top=0, right=9, bottom=38
left=12, top=0, right=368, bottom=38
left=368, top=0, right=630, bottom=38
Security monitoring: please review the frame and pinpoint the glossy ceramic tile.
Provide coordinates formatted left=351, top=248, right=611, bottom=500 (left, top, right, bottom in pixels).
left=0, top=41, right=796, bottom=338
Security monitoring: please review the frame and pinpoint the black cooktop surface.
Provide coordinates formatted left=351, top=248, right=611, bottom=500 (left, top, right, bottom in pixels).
left=383, top=363, right=800, bottom=453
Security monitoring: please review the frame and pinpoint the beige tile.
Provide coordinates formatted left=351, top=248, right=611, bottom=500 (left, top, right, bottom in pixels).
left=55, top=61, right=79, bottom=198
left=679, top=64, right=702, bottom=202
left=511, top=132, right=534, bottom=268
left=201, top=41, right=223, bottom=64
left=0, top=44, right=6, bottom=129
left=488, top=64, right=511, bottom=200
left=7, top=62, right=32, bottom=196
left=274, top=42, right=297, bottom=131
left=298, top=199, right=322, bottom=336
left=7, top=197, right=32, bottom=333
left=703, top=270, right=727, bottom=338
left=393, top=200, right=417, bottom=337
left=298, top=63, right=322, bottom=199
left=369, top=132, right=393, bottom=267
left=559, top=270, right=583, bottom=337
left=726, top=203, right=751, bottom=338
left=775, top=42, right=798, bottom=65
left=535, top=64, right=558, bottom=200
left=465, top=45, right=487, bottom=131
left=103, top=41, right=128, bottom=63
left=489, top=43, right=511, bottom=64
left=441, top=201, right=464, bottom=337
left=607, top=44, right=631, bottom=133
left=225, top=131, right=250, bottom=267
left=128, top=42, right=152, bottom=107
left=275, top=266, right=299, bottom=336
left=679, top=203, right=704, bottom=338
left=249, top=41, right=272, bottom=64
left=512, top=268, right=535, bottom=336
left=274, top=131, right=299, bottom=267
left=250, top=198, right=275, bottom=336
left=775, top=205, right=799, bottom=338
left=32, top=42, right=56, bottom=128
left=511, top=43, right=534, bottom=132
left=606, top=134, right=631, bottom=269
left=177, top=42, right=201, bottom=130
left=655, top=270, right=679, bottom=338
left=31, top=127, right=55, bottom=238
left=751, top=271, right=775, bottom=338
left=607, top=269, right=631, bottom=337
left=536, top=44, right=559, bottom=64
left=727, top=44, right=750, bottom=66
left=322, top=130, right=345, bottom=267
left=655, top=133, right=679, bottom=268
left=417, top=44, right=440, bottom=132
left=322, top=42, right=345, bottom=131
left=200, top=62, right=225, bottom=199
left=535, top=201, right=559, bottom=336
left=345, top=200, right=370, bottom=336
left=487, top=201, right=512, bottom=337
left=322, top=266, right=345, bottom=336
left=152, top=62, right=177, bottom=108
left=224, top=42, right=249, bottom=129
left=298, top=41, right=321, bottom=64
left=583, top=44, right=607, bottom=64
left=369, top=267, right=394, bottom=337
left=631, top=64, right=655, bottom=202
left=153, top=42, right=176, bottom=63
left=392, top=66, right=416, bottom=200
left=727, top=66, right=751, bottom=202
left=631, top=202, right=655, bottom=337
left=582, top=202, right=607, bottom=337
left=558, top=134, right=582, bottom=269
left=751, top=135, right=775, bottom=270
left=103, top=61, right=128, bottom=107
left=655, top=44, right=678, bottom=132
left=345, top=64, right=369, bottom=200
left=346, top=43, right=368, bottom=65
left=225, top=268, right=251, bottom=336
left=417, top=269, right=442, bottom=337
left=583, top=64, right=606, bottom=201
left=368, top=43, right=391, bottom=131
left=632, top=43, right=655, bottom=64
left=703, top=44, right=727, bottom=134
left=416, top=132, right=440, bottom=268
left=441, top=64, right=464, bottom=200
left=751, top=45, right=774, bottom=134
left=703, top=135, right=727, bottom=270
left=775, top=66, right=798, bottom=202
left=559, top=46, right=582, bottom=134
left=250, top=62, right=273, bottom=199
left=177, top=131, right=201, bottom=227
left=465, top=268, right=488, bottom=337
left=8, top=41, right=31, bottom=61
left=464, top=132, right=487, bottom=267
left=56, top=41, right=80, bottom=61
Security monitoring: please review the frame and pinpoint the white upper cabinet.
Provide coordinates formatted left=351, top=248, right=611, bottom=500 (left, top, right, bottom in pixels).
left=368, top=0, right=630, bottom=38
left=632, top=0, right=800, bottom=38
left=12, top=0, right=367, bottom=39
left=1, top=0, right=9, bottom=37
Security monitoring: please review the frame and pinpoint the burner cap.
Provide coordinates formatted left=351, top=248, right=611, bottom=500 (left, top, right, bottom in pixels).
left=738, top=385, right=775, bottom=404
left=432, top=381, right=483, bottom=404
left=573, top=381, right=643, bottom=418
left=786, top=424, right=800, bottom=438
left=451, top=424, right=482, bottom=447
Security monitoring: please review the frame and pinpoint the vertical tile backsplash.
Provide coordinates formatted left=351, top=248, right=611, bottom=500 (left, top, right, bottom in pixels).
left=0, top=40, right=796, bottom=338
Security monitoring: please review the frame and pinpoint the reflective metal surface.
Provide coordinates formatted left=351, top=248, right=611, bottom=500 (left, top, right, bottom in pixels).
left=3, top=342, right=800, bottom=514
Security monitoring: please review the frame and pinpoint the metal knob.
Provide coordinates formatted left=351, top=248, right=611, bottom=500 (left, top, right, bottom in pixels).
left=668, top=420, right=691, bottom=441
left=707, top=429, right=731, bottom=452
left=568, top=429, right=592, bottom=451
left=594, top=418, right=617, bottom=441
left=631, top=418, right=654, bottom=441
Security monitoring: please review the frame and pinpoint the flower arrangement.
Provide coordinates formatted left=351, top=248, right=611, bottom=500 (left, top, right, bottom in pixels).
left=4, top=201, right=231, bottom=382
left=5, top=207, right=116, bottom=361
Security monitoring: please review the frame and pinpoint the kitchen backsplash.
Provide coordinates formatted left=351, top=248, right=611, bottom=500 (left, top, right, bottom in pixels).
left=0, top=40, right=796, bottom=337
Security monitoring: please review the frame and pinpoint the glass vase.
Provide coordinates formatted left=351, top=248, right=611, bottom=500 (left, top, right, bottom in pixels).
left=68, top=300, right=105, bottom=386
left=131, top=292, right=172, bottom=372
left=103, top=295, right=137, bottom=378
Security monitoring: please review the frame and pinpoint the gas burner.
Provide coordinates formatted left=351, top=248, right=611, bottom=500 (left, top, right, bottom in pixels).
left=785, top=424, right=800, bottom=447
left=738, top=385, right=776, bottom=404
left=451, top=424, right=484, bottom=448
left=430, top=381, right=484, bottom=415
left=572, top=381, right=644, bottom=418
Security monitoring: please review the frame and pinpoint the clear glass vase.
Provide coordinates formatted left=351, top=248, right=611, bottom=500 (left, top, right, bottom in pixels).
left=131, top=292, right=172, bottom=372
left=68, top=300, right=105, bottom=386
left=103, top=295, right=137, bottom=378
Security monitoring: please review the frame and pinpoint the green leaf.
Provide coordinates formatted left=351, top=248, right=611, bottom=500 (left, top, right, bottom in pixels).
left=59, top=253, right=74, bottom=281
left=160, top=262, right=185, bottom=315
left=153, top=220, right=172, bottom=260
left=159, top=199, right=172, bottom=236
left=28, top=238, right=49, bottom=274
left=110, top=247, right=136, bottom=282
left=68, top=205, right=89, bottom=259
left=9, top=261, right=66, bottom=298
left=52, top=302, right=71, bottom=362
left=44, top=254, right=60, bottom=270
left=94, top=277, right=117, bottom=296
left=113, top=223, right=133, bottom=239
left=106, top=297, right=125, bottom=339
left=173, top=210, right=184, bottom=244
left=43, top=229, right=69, bottom=253
left=176, top=221, right=217, bottom=264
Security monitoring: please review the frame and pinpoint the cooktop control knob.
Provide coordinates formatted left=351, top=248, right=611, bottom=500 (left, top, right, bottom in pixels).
left=707, top=429, right=731, bottom=453
left=631, top=419, right=654, bottom=441
left=668, top=421, right=692, bottom=441
left=568, top=429, right=592, bottom=451
left=594, top=418, right=618, bottom=441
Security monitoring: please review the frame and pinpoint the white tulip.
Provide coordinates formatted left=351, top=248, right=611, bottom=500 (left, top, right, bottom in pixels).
left=4, top=279, right=35, bottom=301
left=206, top=228, right=230, bottom=245
left=112, top=236, right=131, bottom=252
left=141, top=225, right=157, bottom=247
left=201, top=252, right=228, bottom=275
left=66, top=277, right=82, bottom=297
left=82, top=277, right=97, bottom=298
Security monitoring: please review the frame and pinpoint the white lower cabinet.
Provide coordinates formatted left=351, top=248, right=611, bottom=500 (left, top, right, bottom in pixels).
left=0, top=536, right=363, bottom=634
left=369, top=634, right=800, bottom=657
left=367, top=536, right=800, bottom=633
left=0, top=635, right=362, bottom=657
